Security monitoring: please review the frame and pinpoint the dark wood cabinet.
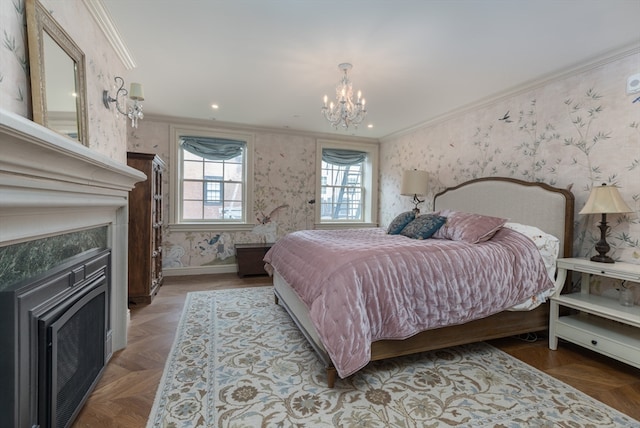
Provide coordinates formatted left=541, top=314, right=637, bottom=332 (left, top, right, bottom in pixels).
left=127, top=152, right=165, bottom=304
left=235, top=243, right=272, bottom=277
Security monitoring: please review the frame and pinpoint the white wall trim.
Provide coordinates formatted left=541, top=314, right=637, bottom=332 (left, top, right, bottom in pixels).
left=145, top=113, right=379, bottom=144
left=164, top=264, right=238, bottom=276
left=381, top=43, right=640, bottom=142
left=83, top=0, right=136, bottom=70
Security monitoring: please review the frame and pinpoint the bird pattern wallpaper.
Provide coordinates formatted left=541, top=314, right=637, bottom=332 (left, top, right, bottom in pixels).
left=379, top=52, right=639, bottom=302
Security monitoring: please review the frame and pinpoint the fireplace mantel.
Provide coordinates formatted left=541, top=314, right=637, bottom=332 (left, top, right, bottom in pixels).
left=0, top=108, right=145, bottom=352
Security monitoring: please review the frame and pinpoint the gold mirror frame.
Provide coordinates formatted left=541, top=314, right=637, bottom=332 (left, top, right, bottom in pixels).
left=26, top=0, right=89, bottom=145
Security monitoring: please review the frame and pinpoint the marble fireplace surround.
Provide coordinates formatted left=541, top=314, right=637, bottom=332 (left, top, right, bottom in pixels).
left=0, top=109, right=145, bottom=353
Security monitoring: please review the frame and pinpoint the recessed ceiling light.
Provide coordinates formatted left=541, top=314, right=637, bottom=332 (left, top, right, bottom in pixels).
left=367, top=124, right=373, bottom=128
left=211, top=104, right=219, bottom=109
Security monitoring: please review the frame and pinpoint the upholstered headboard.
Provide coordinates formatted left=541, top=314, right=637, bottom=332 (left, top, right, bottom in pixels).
left=433, top=177, right=575, bottom=257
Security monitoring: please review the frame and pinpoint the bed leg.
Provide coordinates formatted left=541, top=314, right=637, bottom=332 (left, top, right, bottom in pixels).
left=274, top=293, right=279, bottom=305
left=326, top=366, right=337, bottom=388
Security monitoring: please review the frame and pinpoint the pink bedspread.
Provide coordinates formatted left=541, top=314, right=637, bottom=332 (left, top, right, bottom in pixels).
left=264, top=227, right=554, bottom=378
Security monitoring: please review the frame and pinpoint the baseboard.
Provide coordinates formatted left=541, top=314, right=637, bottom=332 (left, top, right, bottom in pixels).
left=163, top=264, right=238, bottom=276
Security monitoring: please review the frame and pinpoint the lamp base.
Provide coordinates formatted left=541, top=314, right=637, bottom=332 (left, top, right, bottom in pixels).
left=591, top=214, right=614, bottom=263
left=411, top=194, right=424, bottom=216
left=590, top=254, right=615, bottom=263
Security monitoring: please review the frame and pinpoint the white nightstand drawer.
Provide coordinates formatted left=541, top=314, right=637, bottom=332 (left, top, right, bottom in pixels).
left=556, top=258, right=640, bottom=281
left=555, top=314, right=640, bottom=369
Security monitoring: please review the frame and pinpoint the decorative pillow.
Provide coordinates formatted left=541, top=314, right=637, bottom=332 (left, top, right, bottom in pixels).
left=387, top=211, right=416, bottom=234
left=432, top=210, right=508, bottom=243
left=399, top=214, right=447, bottom=239
left=504, top=222, right=560, bottom=279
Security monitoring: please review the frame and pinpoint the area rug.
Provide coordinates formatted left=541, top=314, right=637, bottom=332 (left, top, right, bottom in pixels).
left=147, top=287, right=638, bottom=427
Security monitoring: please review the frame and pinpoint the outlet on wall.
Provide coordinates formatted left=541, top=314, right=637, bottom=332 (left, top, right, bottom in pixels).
left=627, top=73, right=640, bottom=94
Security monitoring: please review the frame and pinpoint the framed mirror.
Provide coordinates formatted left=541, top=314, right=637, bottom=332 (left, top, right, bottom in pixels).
left=26, top=0, right=89, bottom=145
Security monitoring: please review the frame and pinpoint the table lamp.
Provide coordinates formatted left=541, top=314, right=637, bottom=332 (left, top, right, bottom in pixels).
left=579, top=183, right=632, bottom=263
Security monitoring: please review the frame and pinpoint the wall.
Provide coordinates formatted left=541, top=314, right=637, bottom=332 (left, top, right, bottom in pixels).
left=0, top=0, right=128, bottom=161
left=128, top=117, right=374, bottom=273
left=380, top=49, right=640, bottom=302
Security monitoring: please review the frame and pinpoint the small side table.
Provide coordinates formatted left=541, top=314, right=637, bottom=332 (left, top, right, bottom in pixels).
left=549, top=257, right=640, bottom=369
left=235, top=243, right=272, bottom=277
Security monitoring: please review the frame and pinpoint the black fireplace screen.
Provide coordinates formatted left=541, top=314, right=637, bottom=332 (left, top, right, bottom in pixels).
left=0, top=248, right=110, bottom=428
left=39, top=281, right=106, bottom=428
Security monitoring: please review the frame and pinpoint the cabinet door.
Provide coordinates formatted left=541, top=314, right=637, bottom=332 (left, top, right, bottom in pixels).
left=127, top=152, right=165, bottom=304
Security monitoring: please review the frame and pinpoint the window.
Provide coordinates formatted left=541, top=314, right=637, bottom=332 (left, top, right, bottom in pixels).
left=316, top=140, right=378, bottom=226
left=169, top=126, right=254, bottom=230
left=320, top=154, right=363, bottom=220
left=204, top=175, right=223, bottom=206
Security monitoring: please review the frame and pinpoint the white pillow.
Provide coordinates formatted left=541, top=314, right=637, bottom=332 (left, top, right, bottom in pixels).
left=504, top=222, right=561, bottom=311
left=503, top=222, right=559, bottom=280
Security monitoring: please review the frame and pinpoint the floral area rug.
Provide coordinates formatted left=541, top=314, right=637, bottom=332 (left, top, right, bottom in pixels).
left=147, top=287, right=638, bottom=427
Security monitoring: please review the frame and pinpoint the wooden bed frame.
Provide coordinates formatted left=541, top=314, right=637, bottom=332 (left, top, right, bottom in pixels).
left=273, top=177, right=575, bottom=387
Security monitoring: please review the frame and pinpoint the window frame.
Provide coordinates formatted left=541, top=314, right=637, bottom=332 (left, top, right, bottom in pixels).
left=169, top=124, right=254, bottom=232
left=315, top=139, right=378, bottom=228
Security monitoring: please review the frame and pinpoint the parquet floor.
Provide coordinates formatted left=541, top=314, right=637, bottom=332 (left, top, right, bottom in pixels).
left=72, top=274, right=640, bottom=427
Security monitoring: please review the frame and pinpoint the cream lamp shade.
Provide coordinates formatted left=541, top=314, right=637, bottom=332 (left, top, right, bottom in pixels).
left=401, top=169, right=429, bottom=214
left=128, top=83, right=145, bottom=101
left=401, top=170, right=429, bottom=196
left=579, top=184, right=632, bottom=215
left=579, top=183, right=632, bottom=263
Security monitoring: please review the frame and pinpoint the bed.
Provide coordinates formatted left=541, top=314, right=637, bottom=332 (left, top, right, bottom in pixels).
left=265, top=177, right=574, bottom=387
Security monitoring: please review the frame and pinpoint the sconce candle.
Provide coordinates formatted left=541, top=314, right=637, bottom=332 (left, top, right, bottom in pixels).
left=103, top=76, right=145, bottom=128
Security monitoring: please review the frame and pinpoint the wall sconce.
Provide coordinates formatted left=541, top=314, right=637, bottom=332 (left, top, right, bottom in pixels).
left=401, top=169, right=429, bottom=215
left=579, top=183, right=632, bottom=263
left=103, top=76, right=144, bottom=128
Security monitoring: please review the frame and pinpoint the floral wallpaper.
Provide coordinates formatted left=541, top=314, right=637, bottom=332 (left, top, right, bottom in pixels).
left=1, top=0, right=30, bottom=117
left=380, top=51, right=640, bottom=303
left=0, top=0, right=129, bottom=162
left=128, top=120, right=320, bottom=270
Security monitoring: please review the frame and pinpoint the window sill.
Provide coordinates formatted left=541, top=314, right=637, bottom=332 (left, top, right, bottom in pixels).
left=168, top=223, right=256, bottom=233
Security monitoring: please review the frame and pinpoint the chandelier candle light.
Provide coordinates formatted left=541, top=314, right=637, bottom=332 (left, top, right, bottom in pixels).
left=322, top=63, right=367, bottom=130
left=103, top=76, right=145, bottom=128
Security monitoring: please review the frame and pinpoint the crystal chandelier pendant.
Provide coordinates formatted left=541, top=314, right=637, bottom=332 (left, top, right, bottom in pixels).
left=321, top=63, right=367, bottom=130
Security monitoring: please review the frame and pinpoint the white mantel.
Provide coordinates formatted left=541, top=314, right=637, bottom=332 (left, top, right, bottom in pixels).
left=0, top=109, right=145, bottom=352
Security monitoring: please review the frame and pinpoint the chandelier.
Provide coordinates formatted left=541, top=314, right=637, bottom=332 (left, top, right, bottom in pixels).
left=321, top=63, right=367, bottom=130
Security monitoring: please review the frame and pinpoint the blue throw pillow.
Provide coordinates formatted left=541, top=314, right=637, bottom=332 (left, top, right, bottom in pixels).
left=387, top=211, right=416, bottom=234
left=400, top=214, right=447, bottom=239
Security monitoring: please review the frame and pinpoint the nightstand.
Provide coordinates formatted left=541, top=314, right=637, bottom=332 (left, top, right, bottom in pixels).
left=549, top=258, right=640, bottom=369
left=235, top=243, right=272, bottom=277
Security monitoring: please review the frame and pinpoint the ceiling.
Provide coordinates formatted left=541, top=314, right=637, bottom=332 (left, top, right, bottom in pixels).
left=100, top=0, right=640, bottom=139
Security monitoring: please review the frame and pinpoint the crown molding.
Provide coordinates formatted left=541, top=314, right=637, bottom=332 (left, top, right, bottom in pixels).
left=143, top=113, right=380, bottom=144
left=381, top=42, right=640, bottom=142
left=83, top=0, right=136, bottom=70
